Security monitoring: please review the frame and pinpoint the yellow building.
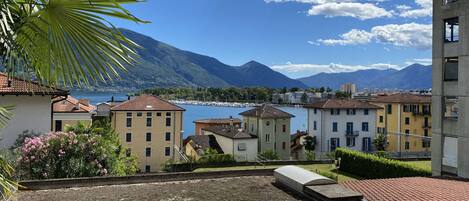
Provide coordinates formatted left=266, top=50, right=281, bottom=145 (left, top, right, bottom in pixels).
left=52, top=96, right=95, bottom=131
left=111, top=95, right=185, bottom=172
left=370, top=94, right=432, bottom=156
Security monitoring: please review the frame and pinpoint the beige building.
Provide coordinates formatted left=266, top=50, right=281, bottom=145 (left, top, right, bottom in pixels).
left=111, top=95, right=185, bottom=172
left=240, top=104, right=294, bottom=160
left=0, top=73, right=68, bottom=147
left=184, top=135, right=223, bottom=160
left=52, top=96, right=95, bottom=131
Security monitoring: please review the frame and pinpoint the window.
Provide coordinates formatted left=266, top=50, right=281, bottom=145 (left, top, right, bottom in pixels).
left=443, top=0, right=458, bottom=5
left=314, top=108, right=317, bottom=114
left=444, top=57, right=458, bottom=81
left=405, top=117, right=410, bottom=125
left=445, top=18, right=459, bottom=42
left=266, top=121, right=270, bottom=126
left=165, top=132, right=171, bottom=141
left=444, top=96, right=459, bottom=119
left=145, top=165, right=151, bottom=173
left=145, top=147, right=151, bottom=157
left=126, top=117, right=132, bottom=127
left=331, top=109, right=340, bottom=115
left=265, top=134, right=271, bottom=142
left=282, top=125, right=286, bottom=132
left=405, top=141, right=410, bottom=150
left=403, top=105, right=411, bottom=112
left=166, top=112, right=171, bottom=117
left=387, top=105, right=392, bottom=114
left=332, top=122, right=338, bottom=132
left=126, top=112, right=132, bottom=117
left=126, top=133, right=132, bottom=142
left=165, top=147, right=171, bottom=156
left=423, top=105, right=431, bottom=115
left=156, top=112, right=161, bottom=116
left=405, top=130, right=410, bottom=136
left=379, top=116, right=384, bottom=123
left=346, top=109, right=356, bottom=115
left=55, top=120, right=62, bottom=132
left=282, top=142, right=286, bottom=150
left=147, top=112, right=152, bottom=117
left=346, top=137, right=356, bottom=147
left=364, top=109, right=369, bottom=115
left=362, top=138, right=371, bottom=152
left=146, top=133, right=151, bottom=142
left=251, top=124, right=254, bottom=132
left=137, top=112, right=142, bottom=117
left=166, top=117, right=171, bottom=127
left=238, top=143, right=247, bottom=151
left=362, top=122, right=369, bottom=132
left=313, top=121, right=317, bottom=130
left=146, top=118, right=152, bottom=127
left=126, top=148, right=131, bottom=157
left=330, top=138, right=340, bottom=151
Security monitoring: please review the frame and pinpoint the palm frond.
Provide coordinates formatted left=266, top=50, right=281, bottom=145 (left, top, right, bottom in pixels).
left=0, top=106, right=14, bottom=129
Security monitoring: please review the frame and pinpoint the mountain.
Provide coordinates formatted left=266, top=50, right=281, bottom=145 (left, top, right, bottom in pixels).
left=95, top=29, right=306, bottom=90
left=298, top=64, right=432, bottom=90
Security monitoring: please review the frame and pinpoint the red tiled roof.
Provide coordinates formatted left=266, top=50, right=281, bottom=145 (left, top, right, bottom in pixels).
left=370, top=93, right=431, bottom=104
left=111, top=95, right=185, bottom=111
left=304, top=99, right=382, bottom=109
left=193, top=118, right=242, bottom=124
left=239, top=104, right=294, bottom=119
left=0, top=73, right=68, bottom=95
left=53, top=96, right=96, bottom=113
left=341, top=177, right=469, bottom=201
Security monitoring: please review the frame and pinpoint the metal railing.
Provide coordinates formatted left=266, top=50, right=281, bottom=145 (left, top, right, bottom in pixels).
left=345, top=130, right=359, bottom=137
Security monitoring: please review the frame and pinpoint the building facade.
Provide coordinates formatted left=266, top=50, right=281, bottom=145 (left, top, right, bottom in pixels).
left=183, top=135, right=223, bottom=160
left=370, top=94, right=432, bottom=157
left=0, top=73, right=68, bottom=147
left=240, top=104, right=294, bottom=160
left=111, top=95, right=185, bottom=172
left=340, top=83, right=357, bottom=94
left=432, top=0, right=469, bottom=177
left=193, top=117, right=241, bottom=135
left=202, top=126, right=258, bottom=162
left=305, top=99, right=380, bottom=158
left=52, top=96, right=95, bottom=131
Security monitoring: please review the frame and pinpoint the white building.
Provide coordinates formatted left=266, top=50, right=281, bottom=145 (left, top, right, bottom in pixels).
left=52, top=96, right=96, bottom=131
left=340, top=83, right=357, bottom=94
left=0, top=73, right=68, bottom=147
left=202, top=126, right=258, bottom=162
left=305, top=99, right=381, bottom=158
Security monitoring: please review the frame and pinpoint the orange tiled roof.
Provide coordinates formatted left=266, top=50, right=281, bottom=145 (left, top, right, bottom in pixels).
left=53, top=96, right=96, bottom=113
left=111, top=94, right=185, bottom=111
left=341, top=177, right=469, bottom=201
left=193, top=118, right=242, bottom=124
left=0, top=73, right=68, bottom=95
left=370, top=93, right=431, bottom=104
left=304, top=99, right=382, bottom=109
left=239, top=104, right=294, bottom=119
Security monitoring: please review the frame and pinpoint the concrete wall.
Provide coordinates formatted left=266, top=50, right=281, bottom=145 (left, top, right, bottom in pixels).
left=111, top=110, right=183, bottom=172
left=0, top=95, right=52, bottom=147
left=52, top=113, right=93, bottom=131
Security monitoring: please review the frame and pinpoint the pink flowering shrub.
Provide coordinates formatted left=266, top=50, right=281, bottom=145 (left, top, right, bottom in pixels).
left=18, top=122, right=137, bottom=179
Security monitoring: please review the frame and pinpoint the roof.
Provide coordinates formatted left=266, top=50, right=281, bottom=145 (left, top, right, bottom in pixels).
left=53, top=96, right=96, bottom=113
left=111, top=95, right=185, bottom=111
left=239, top=104, right=294, bottom=119
left=193, top=118, right=242, bottom=124
left=185, top=135, right=224, bottom=154
left=0, top=73, right=68, bottom=96
left=341, top=177, right=469, bottom=201
left=304, top=99, right=382, bottom=109
left=369, top=93, right=431, bottom=104
left=202, top=126, right=257, bottom=139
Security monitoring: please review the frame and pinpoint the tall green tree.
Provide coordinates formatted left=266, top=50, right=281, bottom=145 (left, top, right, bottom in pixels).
left=0, top=0, right=146, bottom=197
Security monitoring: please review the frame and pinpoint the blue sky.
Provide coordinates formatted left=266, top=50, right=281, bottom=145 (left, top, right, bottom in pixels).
left=109, top=0, right=432, bottom=79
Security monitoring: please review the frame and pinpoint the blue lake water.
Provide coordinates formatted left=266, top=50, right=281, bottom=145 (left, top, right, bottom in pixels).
left=72, top=92, right=308, bottom=138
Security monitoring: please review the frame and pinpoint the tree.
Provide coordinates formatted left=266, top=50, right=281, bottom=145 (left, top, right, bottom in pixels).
left=0, top=0, right=146, bottom=196
left=304, top=136, right=316, bottom=152
left=373, top=134, right=387, bottom=151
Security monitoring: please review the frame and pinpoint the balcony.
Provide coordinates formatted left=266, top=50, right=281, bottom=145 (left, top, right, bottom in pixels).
left=422, top=123, right=431, bottom=128
left=412, top=111, right=431, bottom=116
left=345, top=130, right=359, bottom=137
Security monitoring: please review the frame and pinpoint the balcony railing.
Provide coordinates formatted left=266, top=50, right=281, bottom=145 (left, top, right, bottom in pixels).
left=412, top=111, right=431, bottom=116
left=345, top=131, right=359, bottom=137
left=423, top=123, right=431, bottom=128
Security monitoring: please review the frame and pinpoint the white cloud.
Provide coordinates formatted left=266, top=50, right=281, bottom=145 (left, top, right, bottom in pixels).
left=271, top=62, right=400, bottom=78
left=398, top=0, right=432, bottom=18
left=317, top=23, right=432, bottom=49
left=405, top=58, right=432, bottom=66
left=264, top=0, right=353, bottom=3
left=307, top=2, right=393, bottom=20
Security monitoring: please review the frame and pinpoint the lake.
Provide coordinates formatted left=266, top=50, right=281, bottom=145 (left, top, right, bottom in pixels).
left=72, top=92, right=308, bottom=138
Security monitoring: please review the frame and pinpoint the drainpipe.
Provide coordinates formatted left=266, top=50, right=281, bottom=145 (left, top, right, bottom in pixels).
left=51, top=95, right=68, bottom=131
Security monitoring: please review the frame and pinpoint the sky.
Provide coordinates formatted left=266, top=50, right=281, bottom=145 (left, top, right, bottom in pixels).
left=108, top=0, right=433, bottom=79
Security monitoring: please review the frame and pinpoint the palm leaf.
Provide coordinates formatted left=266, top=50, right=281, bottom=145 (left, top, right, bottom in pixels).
left=0, top=106, right=14, bottom=129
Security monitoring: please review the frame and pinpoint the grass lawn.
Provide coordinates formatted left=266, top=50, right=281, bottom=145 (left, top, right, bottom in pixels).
left=404, top=160, right=431, bottom=171
left=193, top=164, right=360, bottom=182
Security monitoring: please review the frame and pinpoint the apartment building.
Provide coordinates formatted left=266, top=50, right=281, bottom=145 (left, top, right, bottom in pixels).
left=432, top=0, right=469, bottom=177
left=370, top=94, right=432, bottom=157
left=111, top=95, right=185, bottom=172
left=52, top=96, right=95, bottom=131
left=240, top=104, right=294, bottom=160
left=305, top=99, right=380, bottom=158
left=340, top=83, right=357, bottom=94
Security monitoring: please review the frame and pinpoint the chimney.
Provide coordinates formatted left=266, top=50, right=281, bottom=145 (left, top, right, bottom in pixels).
left=127, top=95, right=131, bottom=100
left=229, top=116, right=233, bottom=127
left=79, top=99, right=90, bottom=106
left=111, top=96, right=114, bottom=102
left=7, top=79, right=12, bottom=87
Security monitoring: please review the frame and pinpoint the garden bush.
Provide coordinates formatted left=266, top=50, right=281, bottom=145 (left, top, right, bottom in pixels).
left=335, top=148, right=431, bottom=179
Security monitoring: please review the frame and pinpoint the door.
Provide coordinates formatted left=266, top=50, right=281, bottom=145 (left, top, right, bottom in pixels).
left=331, top=138, right=340, bottom=151
left=346, top=122, right=354, bottom=134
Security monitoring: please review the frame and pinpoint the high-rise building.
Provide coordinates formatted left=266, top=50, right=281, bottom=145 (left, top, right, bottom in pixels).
left=340, top=83, right=357, bottom=94
left=432, top=0, right=467, bottom=177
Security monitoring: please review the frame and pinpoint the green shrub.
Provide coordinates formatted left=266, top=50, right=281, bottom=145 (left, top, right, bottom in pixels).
left=335, top=148, right=431, bottom=179
left=374, top=151, right=391, bottom=159
left=259, top=150, right=279, bottom=160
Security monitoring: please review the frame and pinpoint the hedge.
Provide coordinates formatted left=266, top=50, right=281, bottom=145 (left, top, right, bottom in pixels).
left=335, top=148, right=431, bottom=179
